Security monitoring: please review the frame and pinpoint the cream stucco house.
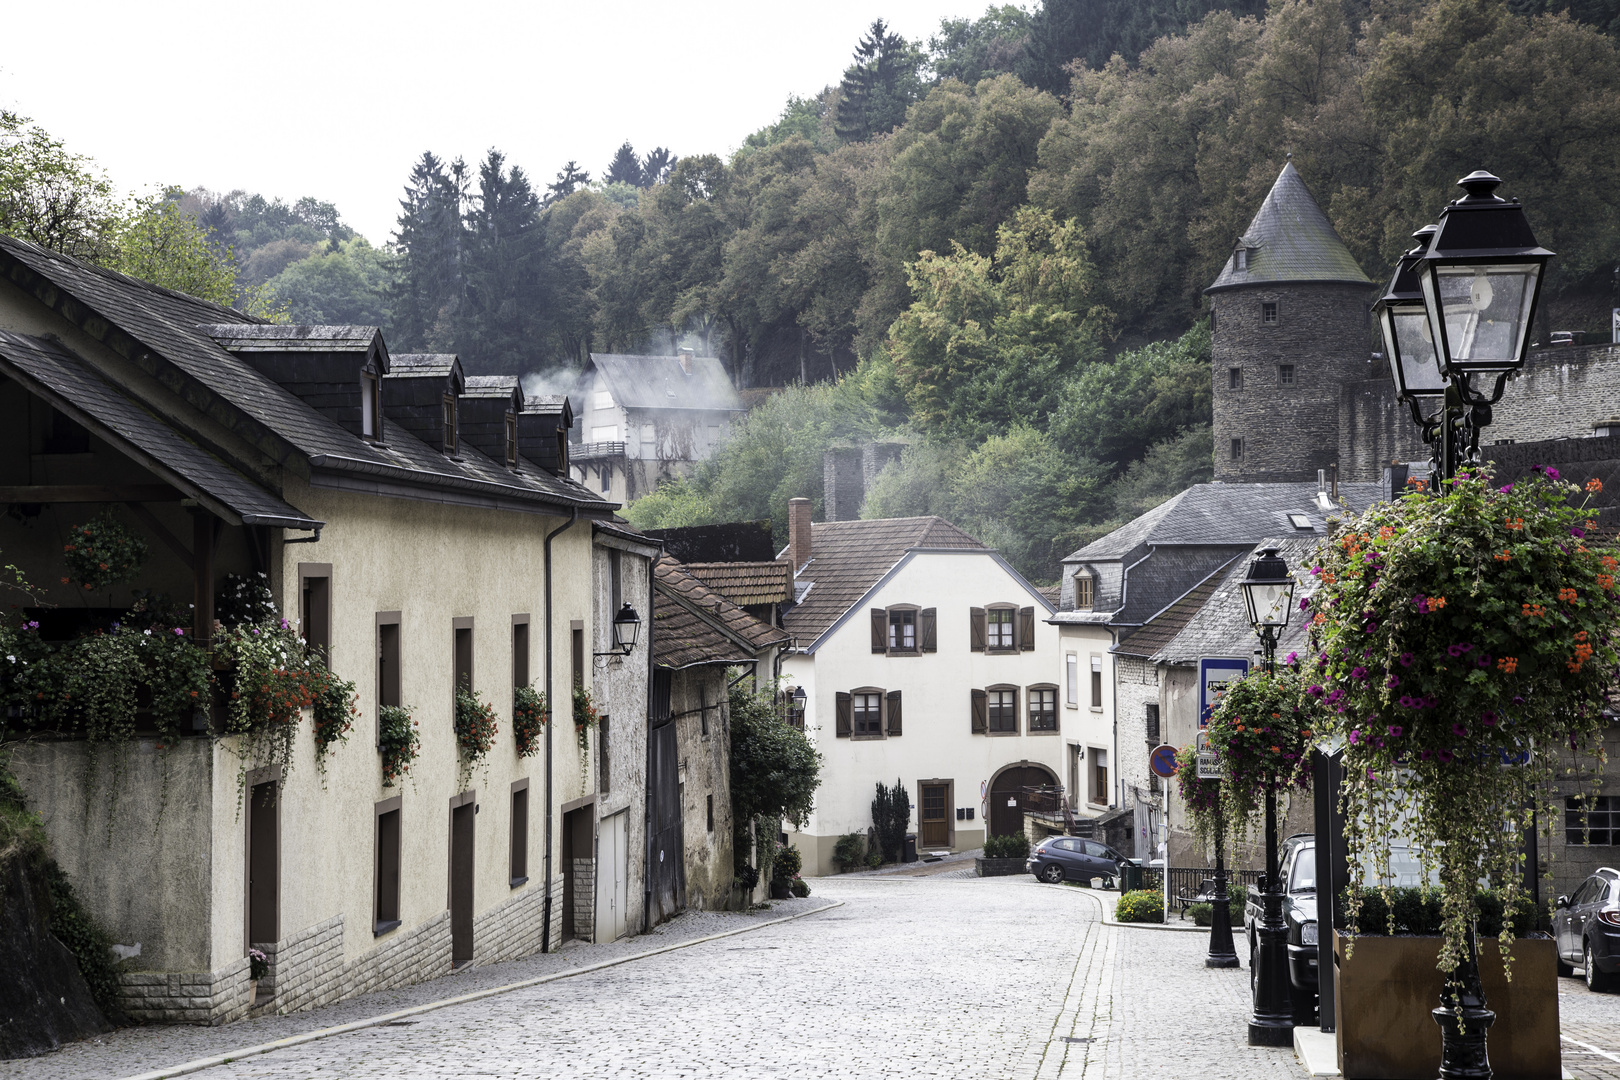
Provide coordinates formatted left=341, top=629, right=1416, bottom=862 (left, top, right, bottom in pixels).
left=777, top=500, right=1088, bottom=876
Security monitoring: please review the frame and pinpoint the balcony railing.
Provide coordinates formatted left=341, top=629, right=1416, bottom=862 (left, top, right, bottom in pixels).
left=572, top=441, right=626, bottom=462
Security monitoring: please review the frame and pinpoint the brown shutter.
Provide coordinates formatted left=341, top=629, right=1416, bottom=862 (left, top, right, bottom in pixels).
left=1019, top=606, right=1036, bottom=651
left=970, top=607, right=986, bottom=652
left=836, top=692, right=852, bottom=737
left=870, top=608, right=887, bottom=653
left=971, top=688, right=988, bottom=734
left=919, top=608, right=937, bottom=652
left=886, top=690, right=902, bottom=736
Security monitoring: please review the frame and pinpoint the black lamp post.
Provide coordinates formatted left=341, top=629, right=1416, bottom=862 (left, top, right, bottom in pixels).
left=1206, top=798, right=1238, bottom=969
left=1240, top=546, right=1295, bottom=1047
left=1376, top=169, right=1553, bottom=1080
left=594, top=603, right=642, bottom=657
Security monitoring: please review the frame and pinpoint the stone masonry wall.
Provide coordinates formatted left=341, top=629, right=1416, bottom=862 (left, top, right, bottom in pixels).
left=1113, top=656, right=1162, bottom=819
left=470, top=880, right=549, bottom=968
left=117, top=956, right=254, bottom=1026
left=1211, top=282, right=1377, bottom=483
left=571, top=857, right=596, bottom=942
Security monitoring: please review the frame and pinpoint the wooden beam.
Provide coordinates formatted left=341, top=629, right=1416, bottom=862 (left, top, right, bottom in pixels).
left=0, top=484, right=180, bottom=502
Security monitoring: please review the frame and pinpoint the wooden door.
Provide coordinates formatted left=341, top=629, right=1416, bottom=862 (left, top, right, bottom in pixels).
left=596, top=811, right=628, bottom=942
left=991, top=765, right=1056, bottom=838
left=450, top=803, right=474, bottom=967
left=920, top=784, right=948, bottom=847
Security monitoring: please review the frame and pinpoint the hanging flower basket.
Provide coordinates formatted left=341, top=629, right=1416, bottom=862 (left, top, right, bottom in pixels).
left=1204, top=661, right=1316, bottom=833
left=572, top=686, right=599, bottom=751
left=455, top=688, right=498, bottom=763
left=1175, top=744, right=1224, bottom=854
left=512, top=685, right=547, bottom=758
left=62, top=513, right=147, bottom=592
left=379, top=705, right=419, bottom=787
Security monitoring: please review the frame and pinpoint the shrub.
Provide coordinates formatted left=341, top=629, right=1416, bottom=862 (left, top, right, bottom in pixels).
left=866, top=851, right=883, bottom=868
left=1115, top=889, right=1164, bottom=923
left=790, top=877, right=811, bottom=898
left=983, top=833, right=1030, bottom=859
left=1341, top=885, right=1542, bottom=938
left=871, top=779, right=910, bottom=863
left=773, top=844, right=803, bottom=882
left=379, top=705, right=419, bottom=787
left=1189, top=902, right=1214, bottom=926
left=513, top=685, right=546, bottom=757
left=832, top=832, right=866, bottom=872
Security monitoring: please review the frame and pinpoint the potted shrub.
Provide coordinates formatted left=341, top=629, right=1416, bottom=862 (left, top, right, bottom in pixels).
left=771, top=844, right=803, bottom=900
left=976, top=833, right=1029, bottom=877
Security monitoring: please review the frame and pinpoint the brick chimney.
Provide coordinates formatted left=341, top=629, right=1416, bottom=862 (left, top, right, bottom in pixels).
left=678, top=347, right=694, bottom=375
left=788, top=497, right=813, bottom=573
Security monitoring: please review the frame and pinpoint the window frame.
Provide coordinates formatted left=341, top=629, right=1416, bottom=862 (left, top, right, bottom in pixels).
left=850, top=687, right=885, bottom=739
left=986, top=685, right=1019, bottom=735
left=512, top=615, right=531, bottom=688
left=453, top=616, right=474, bottom=708
left=299, top=562, right=332, bottom=666
left=1089, top=746, right=1110, bottom=806
left=1090, top=655, right=1104, bottom=710
left=1073, top=573, right=1094, bottom=611
left=361, top=372, right=382, bottom=440
left=376, top=611, right=402, bottom=747
left=505, top=411, right=519, bottom=467
left=1278, top=363, right=1296, bottom=387
left=1230, top=437, right=1244, bottom=461
left=374, top=795, right=403, bottom=935
left=1065, top=653, right=1079, bottom=708
left=886, top=605, right=919, bottom=654
left=1027, top=684, right=1058, bottom=733
left=985, top=604, right=1016, bottom=651
left=1262, top=301, right=1279, bottom=325
left=509, top=780, right=529, bottom=888
left=1228, top=367, right=1243, bottom=391
left=442, top=394, right=458, bottom=455
left=1565, top=794, right=1617, bottom=846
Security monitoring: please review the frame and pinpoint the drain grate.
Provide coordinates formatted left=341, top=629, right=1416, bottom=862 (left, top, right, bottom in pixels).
left=1061, top=1036, right=1092, bottom=1044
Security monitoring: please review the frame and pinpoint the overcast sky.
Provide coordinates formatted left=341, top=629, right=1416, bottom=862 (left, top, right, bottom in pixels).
left=1, top=0, right=992, bottom=243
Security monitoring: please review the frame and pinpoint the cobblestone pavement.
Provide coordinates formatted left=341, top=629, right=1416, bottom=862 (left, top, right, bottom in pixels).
left=9, top=876, right=1619, bottom=1079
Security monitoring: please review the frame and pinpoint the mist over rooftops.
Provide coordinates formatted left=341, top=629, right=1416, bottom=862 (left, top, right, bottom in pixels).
left=588, top=352, right=744, bottom=412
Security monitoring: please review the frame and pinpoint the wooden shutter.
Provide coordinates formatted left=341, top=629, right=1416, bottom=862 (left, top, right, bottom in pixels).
left=919, top=608, right=937, bottom=652
left=886, top=690, right=902, bottom=736
left=835, top=692, right=852, bottom=737
left=970, top=607, right=986, bottom=652
left=1018, top=607, right=1036, bottom=651
left=971, top=688, right=987, bottom=734
left=870, top=608, right=887, bottom=653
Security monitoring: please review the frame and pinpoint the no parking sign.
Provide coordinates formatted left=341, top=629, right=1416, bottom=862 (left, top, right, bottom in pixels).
left=1148, top=744, right=1178, bottom=778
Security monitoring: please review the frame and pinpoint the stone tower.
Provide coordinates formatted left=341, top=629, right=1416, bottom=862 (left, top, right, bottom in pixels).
left=1206, top=161, right=1374, bottom=483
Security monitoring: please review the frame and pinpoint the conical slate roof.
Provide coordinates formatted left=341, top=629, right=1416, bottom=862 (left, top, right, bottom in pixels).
left=1205, top=161, right=1371, bottom=293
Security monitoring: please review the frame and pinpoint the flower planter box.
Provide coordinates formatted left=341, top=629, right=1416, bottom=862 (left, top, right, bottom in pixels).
left=1333, top=932, right=1560, bottom=1080
left=975, top=857, right=1026, bottom=878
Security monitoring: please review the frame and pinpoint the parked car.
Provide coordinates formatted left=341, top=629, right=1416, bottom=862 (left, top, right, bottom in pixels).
left=1554, top=867, right=1620, bottom=992
left=1027, top=837, right=1130, bottom=887
left=1243, top=834, right=1318, bottom=1023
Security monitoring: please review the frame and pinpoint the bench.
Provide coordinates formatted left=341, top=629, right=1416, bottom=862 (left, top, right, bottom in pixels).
left=1175, top=878, right=1218, bottom=919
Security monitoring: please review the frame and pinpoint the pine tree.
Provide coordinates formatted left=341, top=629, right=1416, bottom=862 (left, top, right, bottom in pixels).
left=391, top=151, right=466, bottom=350
left=640, top=147, right=677, bottom=187
left=457, top=149, right=544, bottom=375
left=834, top=20, right=919, bottom=142
left=603, top=141, right=643, bottom=187
left=544, top=160, right=590, bottom=204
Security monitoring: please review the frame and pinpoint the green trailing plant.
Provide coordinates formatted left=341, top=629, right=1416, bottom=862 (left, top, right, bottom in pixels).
left=871, top=778, right=910, bottom=863
left=1116, top=889, right=1164, bottom=923
left=378, top=704, right=419, bottom=787
left=983, top=832, right=1030, bottom=859
left=214, top=622, right=314, bottom=789
left=61, top=512, right=146, bottom=593
left=512, top=685, right=546, bottom=758
left=309, top=663, right=358, bottom=766
left=1339, top=886, right=1542, bottom=939
left=1174, top=744, right=1224, bottom=856
left=832, top=832, right=866, bottom=872
left=454, top=687, right=498, bottom=784
left=1204, top=661, right=1316, bottom=838
left=572, top=686, right=598, bottom=751
left=1311, top=467, right=1615, bottom=983
left=215, top=571, right=278, bottom=629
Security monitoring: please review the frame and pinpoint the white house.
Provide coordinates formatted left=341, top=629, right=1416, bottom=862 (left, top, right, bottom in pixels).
left=777, top=500, right=1092, bottom=876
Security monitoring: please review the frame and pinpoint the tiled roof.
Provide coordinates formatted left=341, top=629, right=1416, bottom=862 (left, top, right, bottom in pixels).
left=782, top=516, right=987, bottom=642
left=653, top=556, right=789, bottom=669
left=1112, top=556, right=1242, bottom=659
left=1151, top=537, right=1324, bottom=666
left=1206, top=161, right=1372, bottom=293
left=0, top=331, right=319, bottom=529
left=0, top=236, right=613, bottom=514
left=681, top=561, right=793, bottom=607
left=590, top=353, right=744, bottom=412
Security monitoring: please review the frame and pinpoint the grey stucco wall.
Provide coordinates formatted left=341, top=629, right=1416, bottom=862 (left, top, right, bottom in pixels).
left=672, top=666, right=734, bottom=911
left=591, top=539, right=651, bottom=938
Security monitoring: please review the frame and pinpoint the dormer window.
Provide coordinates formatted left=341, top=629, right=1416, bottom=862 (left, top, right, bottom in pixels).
left=1235, top=247, right=1249, bottom=272
left=362, top=372, right=381, bottom=439
left=442, top=395, right=458, bottom=455
left=1074, top=573, right=1094, bottom=611
left=506, top=413, right=519, bottom=467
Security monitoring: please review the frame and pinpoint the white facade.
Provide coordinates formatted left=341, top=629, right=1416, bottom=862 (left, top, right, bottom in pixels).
left=784, top=550, right=1107, bottom=876
left=1053, top=621, right=1120, bottom=814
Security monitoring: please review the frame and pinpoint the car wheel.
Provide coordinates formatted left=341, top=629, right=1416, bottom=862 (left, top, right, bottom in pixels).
left=1039, top=863, right=1065, bottom=885
left=1586, top=941, right=1617, bottom=992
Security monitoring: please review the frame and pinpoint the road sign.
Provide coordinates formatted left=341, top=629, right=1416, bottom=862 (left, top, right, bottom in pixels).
left=1198, top=657, right=1250, bottom=729
left=1197, top=751, right=1224, bottom=780
left=1149, top=744, right=1178, bottom=778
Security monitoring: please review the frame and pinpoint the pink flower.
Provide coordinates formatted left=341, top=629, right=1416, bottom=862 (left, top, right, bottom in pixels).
left=1349, top=729, right=1361, bottom=745
left=173, top=627, right=184, bottom=635
left=1480, top=710, right=1498, bottom=727
left=1387, top=725, right=1403, bottom=737
left=1437, top=749, right=1455, bottom=764
left=1386, top=675, right=1401, bottom=689
left=1399, top=652, right=1414, bottom=667
left=1452, top=723, right=1468, bottom=738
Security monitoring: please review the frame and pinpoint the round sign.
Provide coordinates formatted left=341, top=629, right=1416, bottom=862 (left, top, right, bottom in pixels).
left=1149, top=744, right=1179, bottom=779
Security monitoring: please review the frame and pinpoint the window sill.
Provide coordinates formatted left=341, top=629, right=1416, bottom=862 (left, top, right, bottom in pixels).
left=1065, top=702, right=1079, bottom=710
left=510, top=876, right=529, bottom=889
left=1089, top=706, right=1104, bottom=713
left=373, top=919, right=401, bottom=937
left=985, top=648, right=1018, bottom=656
left=851, top=733, right=886, bottom=741
left=986, top=729, right=1019, bottom=737
left=1026, top=728, right=1060, bottom=736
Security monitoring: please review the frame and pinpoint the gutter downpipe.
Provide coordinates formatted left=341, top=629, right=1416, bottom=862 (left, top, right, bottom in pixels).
left=541, top=507, right=581, bottom=953
left=644, top=553, right=656, bottom=933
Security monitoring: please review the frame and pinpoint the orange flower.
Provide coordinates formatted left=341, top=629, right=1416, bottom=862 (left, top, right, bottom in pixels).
left=1495, top=550, right=1513, bottom=562
left=1270, top=746, right=1281, bottom=754
left=1600, top=574, right=1615, bottom=591
left=1505, top=517, right=1525, bottom=530
left=1588, top=478, right=1604, bottom=494
left=1559, top=587, right=1579, bottom=603
left=1604, top=555, right=1619, bottom=571
left=1497, top=656, right=1519, bottom=674
left=1377, top=526, right=1395, bottom=541
left=1522, top=603, right=1546, bottom=619
left=1430, top=596, right=1447, bottom=610
left=1312, top=611, right=1327, bottom=626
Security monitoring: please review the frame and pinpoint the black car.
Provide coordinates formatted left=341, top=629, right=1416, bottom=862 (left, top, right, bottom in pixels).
left=1244, top=834, right=1319, bottom=1024
left=1554, top=867, right=1620, bottom=992
left=1027, top=837, right=1129, bottom=887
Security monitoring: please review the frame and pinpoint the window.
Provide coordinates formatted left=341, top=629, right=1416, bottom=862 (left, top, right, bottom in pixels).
left=512, top=617, right=530, bottom=688
left=987, top=688, right=1018, bottom=734
left=987, top=607, right=1014, bottom=650
left=1566, top=795, right=1617, bottom=845
left=361, top=373, right=381, bottom=439
left=1145, top=703, right=1160, bottom=744
left=1090, top=656, right=1103, bottom=709
left=706, top=794, right=714, bottom=832
left=1230, top=438, right=1244, bottom=461
left=1209, top=308, right=1217, bottom=333
left=1234, top=248, right=1248, bottom=272
left=505, top=413, right=518, bottom=466
left=598, top=715, right=610, bottom=795
left=888, top=608, right=916, bottom=651
left=700, top=685, right=710, bottom=737
left=853, top=692, right=883, bottom=736
left=453, top=618, right=473, bottom=695
left=609, top=548, right=623, bottom=614
left=1066, top=653, right=1078, bottom=707
left=591, top=425, right=619, bottom=442
left=510, top=782, right=529, bottom=887
left=600, top=467, right=611, bottom=494
left=1262, top=301, right=1279, bottom=325
left=641, top=424, right=656, bottom=452
left=377, top=613, right=401, bottom=742
left=1074, top=574, right=1094, bottom=610
left=299, top=564, right=331, bottom=665
left=1090, top=748, right=1109, bottom=806
left=1287, top=513, right=1313, bottom=530
left=1228, top=367, right=1243, bottom=391
left=1028, top=687, right=1057, bottom=732
left=374, top=797, right=402, bottom=934
left=594, top=390, right=614, bottom=411
left=442, top=395, right=457, bottom=455
left=1278, top=364, right=1295, bottom=387
left=571, top=622, right=584, bottom=691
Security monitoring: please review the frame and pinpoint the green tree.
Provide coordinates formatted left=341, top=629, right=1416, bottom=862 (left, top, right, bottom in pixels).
left=391, top=151, right=467, bottom=350
left=929, top=5, right=1032, bottom=84
left=603, top=141, right=644, bottom=187
left=834, top=19, right=928, bottom=142
left=545, top=160, right=591, bottom=204
left=1106, top=423, right=1215, bottom=519
left=1048, top=324, right=1212, bottom=471
left=456, top=149, right=545, bottom=374
left=264, top=237, right=397, bottom=325
left=0, top=110, right=122, bottom=261
left=641, top=147, right=678, bottom=186
left=622, top=476, right=717, bottom=530
left=729, top=682, right=822, bottom=829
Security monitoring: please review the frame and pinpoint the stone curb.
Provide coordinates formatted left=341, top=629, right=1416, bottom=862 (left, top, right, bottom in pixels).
left=118, top=899, right=845, bottom=1080
left=1100, top=915, right=1209, bottom=933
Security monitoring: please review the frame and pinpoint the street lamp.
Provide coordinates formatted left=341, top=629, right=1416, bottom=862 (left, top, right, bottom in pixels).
left=594, top=603, right=642, bottom=657
left=1240, top=546, right=1294, bottom=1047
left=1376, top=225, right=1447, bottom=403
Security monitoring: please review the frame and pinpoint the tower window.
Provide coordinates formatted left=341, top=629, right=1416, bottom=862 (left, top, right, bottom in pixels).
left=1209, top=309, right=1217, bottom=333
left=1278, top=364, right=1295, bottom=387
left=1262, top=302, right=1279, bottom=325
left=1235, top=248, right=1249, bottom=272
left=1228, top=368, right=1243, bottom=391
left=1230, top=438, right=1244, bottom=461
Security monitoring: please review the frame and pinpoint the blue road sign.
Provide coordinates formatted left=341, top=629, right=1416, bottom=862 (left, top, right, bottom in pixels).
left=1149, top=744, right=1179, bottom=778
left=1199, top=657, right=1250, bottom=729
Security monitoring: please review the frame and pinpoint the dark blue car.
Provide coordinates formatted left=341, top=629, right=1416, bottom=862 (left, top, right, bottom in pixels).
left=1556, top=866, right=1620, bottom=992
left=1027, top=837, right=1129, bottom=887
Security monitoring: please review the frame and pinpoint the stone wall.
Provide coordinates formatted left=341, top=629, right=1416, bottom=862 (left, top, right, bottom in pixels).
left=571, top=857, right=596, bottom=941
left=1113, top=656, right=1162, bottom=819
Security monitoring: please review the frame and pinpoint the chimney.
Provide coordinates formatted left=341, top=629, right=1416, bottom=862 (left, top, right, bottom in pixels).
left=788, top=497, right=813, bottom=573
left=678, top=347, right=694, bottom=375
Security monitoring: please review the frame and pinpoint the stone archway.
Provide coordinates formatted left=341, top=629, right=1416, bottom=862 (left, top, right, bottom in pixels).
left=988, top=761, right=1059, bottom=838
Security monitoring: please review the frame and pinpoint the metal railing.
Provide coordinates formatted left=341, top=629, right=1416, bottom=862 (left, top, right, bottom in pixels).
left=1138, top=866, right=1266, bottom=899
left=572, top=440, right=625, bottom=461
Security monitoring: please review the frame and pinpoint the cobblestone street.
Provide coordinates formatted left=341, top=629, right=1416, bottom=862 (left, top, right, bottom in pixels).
left=6, top=874, right=1619, bottom=1080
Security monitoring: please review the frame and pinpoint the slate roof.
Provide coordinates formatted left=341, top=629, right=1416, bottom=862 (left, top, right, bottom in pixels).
left=388, top=353, right=460, bottom=378
left=781, top=516, right=993, bottom=644
left=0, top=235, right=613, bottom=514
left=0, top=331, right=319, bottom=528
left=1205, top=162, right=1372, bottom=293
left=681, top=561, right=793, bottom=607
left=1151, top=537, right=1324, bottom=666
left=590, top=353, right=744, bottom=413
left=199, top=324, right=385, bottom=356
left=463, top=375, right=521, bottom=399
left=1112, top=556, right=1242, bottom=659
left=653, top=556, right=790, bottom=669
